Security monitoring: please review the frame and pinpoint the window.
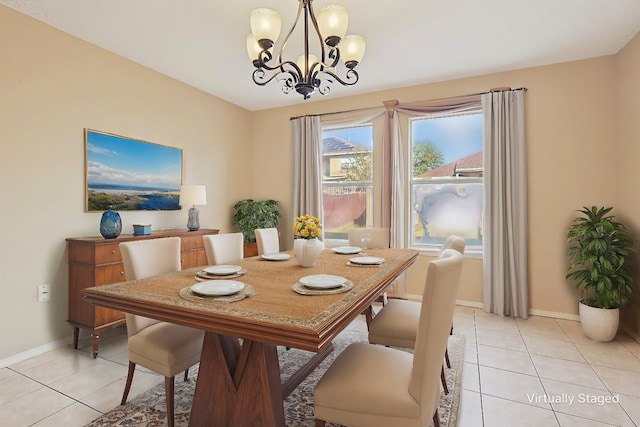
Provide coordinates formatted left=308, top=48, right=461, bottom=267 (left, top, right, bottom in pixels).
left=322, top=125, right=374, bottom=241
left=409, top=112, right=483, bottom=251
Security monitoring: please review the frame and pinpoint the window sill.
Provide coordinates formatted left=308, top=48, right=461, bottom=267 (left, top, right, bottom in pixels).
left=412, top=246, right=483, bottom=260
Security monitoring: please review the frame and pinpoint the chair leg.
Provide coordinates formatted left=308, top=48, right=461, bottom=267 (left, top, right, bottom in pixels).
left=183, top=368, right=189, bottom=381
left=120, top=361, right=136, bottom=405
left=315, top=419, right=326, bottom=427
left=433, top=408, right=441, bottom=427
left=444, top=323, right=453, bottom=368
left=364, top=305, right=374, bottom=328
left=440, top=365, right=449, bottom=395
left=165, top=376, right=175, bottom=427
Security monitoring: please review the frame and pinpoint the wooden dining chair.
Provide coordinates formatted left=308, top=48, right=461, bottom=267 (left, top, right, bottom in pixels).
left=255, top=227, right=280, bottom=256
left=119, top=237, right=205, bottom=427
left=367, top=235, right=465, bottom=393
left=314, top=249, right=464, bottom=427
left=203, top=232, right=244, bottom=265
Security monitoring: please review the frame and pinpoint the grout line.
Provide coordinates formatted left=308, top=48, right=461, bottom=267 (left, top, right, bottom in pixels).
left=470, top=309, right=486, bottom=427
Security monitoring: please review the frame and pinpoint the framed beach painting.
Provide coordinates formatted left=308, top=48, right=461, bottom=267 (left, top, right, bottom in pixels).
left=85, top=129, right=183, bottom=212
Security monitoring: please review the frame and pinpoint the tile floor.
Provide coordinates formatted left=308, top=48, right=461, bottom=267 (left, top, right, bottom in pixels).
left=1, top=306, right=639, bottom=426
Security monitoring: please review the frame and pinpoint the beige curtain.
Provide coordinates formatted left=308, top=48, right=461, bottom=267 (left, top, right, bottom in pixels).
left=292, top=116, right=324, bottom=222
left=482, top=89, right=528, bottom=318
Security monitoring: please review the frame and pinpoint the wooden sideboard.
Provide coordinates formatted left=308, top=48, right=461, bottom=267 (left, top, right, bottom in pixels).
left=67, top=228, right=218, bottom=358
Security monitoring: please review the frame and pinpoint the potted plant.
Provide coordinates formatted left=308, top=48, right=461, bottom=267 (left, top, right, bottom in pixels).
left=232, top=199, right=280, bottom=257
left=566, top=206, right=635, bottom=342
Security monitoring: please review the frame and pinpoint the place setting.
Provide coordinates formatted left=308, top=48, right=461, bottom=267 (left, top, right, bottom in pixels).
left=331, top=246, right=363, bottom=255
left=292, top=274, right=354, bottom=295
left=260, top=252, right=291, bottom=261
left=180, top=279, right=255, bottom=303
left=195, top=264, right=247, bottom=280
left=347, top=256, right=385, bottom=267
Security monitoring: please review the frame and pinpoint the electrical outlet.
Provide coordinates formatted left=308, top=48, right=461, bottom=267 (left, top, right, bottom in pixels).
left=38, top=284, right=50, bottom=302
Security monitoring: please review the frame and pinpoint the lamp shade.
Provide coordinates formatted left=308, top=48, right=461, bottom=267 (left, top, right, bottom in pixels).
left=317, top=5, right=348, bottom=43
left=296, top=54, right=320, bottom=75
left=246, top=34, right=263, bottom=61
left=341, top=34, right=366, bottom=65
left=250, top=8, right=282, bottom=45
left=179, top=185, right=207, bottom=206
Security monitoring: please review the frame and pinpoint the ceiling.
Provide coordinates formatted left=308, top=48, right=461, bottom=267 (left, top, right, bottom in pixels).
left=3, top=0, right=640, bottom=111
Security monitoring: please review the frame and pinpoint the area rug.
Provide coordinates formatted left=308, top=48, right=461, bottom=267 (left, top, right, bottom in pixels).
left=85, top=330, right=464, bottom=427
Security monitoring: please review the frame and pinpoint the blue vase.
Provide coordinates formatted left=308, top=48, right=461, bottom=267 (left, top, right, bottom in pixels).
left=100, top=208, right=122, bottom=239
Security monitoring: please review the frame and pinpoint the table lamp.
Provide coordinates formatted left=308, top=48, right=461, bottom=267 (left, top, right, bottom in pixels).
left=179, top=185, right=207, bottom=231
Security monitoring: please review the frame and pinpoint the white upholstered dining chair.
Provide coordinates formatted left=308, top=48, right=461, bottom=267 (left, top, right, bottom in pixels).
left=367, top=235, right=465, bottom=393
left=255, top=227, right=280, bottom=256
left=314, top=249, right=464, bottom=427
left=119, top=237, right=204, bottom=427
left=203, top=232, right=244, bottom=265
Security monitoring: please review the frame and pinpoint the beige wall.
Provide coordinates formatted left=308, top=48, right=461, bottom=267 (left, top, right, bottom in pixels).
left=616, top=32, right=640, bottom=336
left=0, top=5, right=252, bottom=360
left=2, top=3, right=639, bottom=362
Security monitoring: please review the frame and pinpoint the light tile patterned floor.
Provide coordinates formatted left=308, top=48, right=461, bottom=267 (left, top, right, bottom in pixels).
left=1, top=307, right=639, bottom=426
left=457, top=307, right=640, bottom=427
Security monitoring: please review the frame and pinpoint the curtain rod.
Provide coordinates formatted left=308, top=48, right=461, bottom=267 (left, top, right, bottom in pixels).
left=289, top=105, right=384, bottom=121
left=289, top=87, right=527, bottom=120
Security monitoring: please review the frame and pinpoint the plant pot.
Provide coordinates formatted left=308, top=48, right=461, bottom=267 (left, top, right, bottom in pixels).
left=243, top=242, right=259, bottom=258
left=293, top=238, right=324, bottom=267
left=578, top=301, right=619, bottom=342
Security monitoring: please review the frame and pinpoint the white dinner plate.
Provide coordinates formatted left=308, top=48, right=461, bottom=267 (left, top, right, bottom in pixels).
left=191, top=280, right=245, bottom=296
left=299, top=274, right=346, bottom=289
left=261, top=253, right=291, bottom=261
left=203, top=265, right=243, bottom=276
left=349, top=256, right=385, bottom=265
left=332, top=246, right=362, bottom=255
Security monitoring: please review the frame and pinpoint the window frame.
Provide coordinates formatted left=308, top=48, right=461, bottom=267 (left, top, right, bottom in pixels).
left=406, top=111, right=484, bottom=256
left=320, top=121, right=383, bottom=246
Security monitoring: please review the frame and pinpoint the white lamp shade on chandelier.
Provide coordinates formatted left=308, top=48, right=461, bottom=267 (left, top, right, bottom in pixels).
left=250, top=8, right=282, bottom=47
left=247, top=0, right=366, bottom=100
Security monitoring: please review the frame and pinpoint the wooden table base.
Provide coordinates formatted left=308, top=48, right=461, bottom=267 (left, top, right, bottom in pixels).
left=189, top=332, right=333, bottom=427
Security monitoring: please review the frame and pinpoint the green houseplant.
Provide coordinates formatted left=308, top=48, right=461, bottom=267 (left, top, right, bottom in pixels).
left=566, top=206, right=635, bottom=341
left=232, top=199, right=280, bottom=243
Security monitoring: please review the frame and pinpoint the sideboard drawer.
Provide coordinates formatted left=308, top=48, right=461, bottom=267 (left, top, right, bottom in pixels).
left=96, top=264, right=126, bottom=284
left=181, top=235, right=203, bottom=250
left=95, top=244, right=122, bottom=264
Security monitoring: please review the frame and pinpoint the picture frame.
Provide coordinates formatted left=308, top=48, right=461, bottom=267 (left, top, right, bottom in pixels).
left=85, top=129, right=183, bottom=212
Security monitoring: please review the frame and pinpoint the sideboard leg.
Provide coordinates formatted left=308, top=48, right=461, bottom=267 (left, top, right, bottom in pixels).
left=91, top=333, right=99, bottom=358
left=73, top=327, right=80, bottom=349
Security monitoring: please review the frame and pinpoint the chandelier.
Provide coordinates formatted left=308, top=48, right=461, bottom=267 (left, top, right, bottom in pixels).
left=246, top=1, right=366, bottom=100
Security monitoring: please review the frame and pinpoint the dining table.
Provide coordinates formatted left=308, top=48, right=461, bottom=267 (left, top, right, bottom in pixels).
left=82, top=246, right=418, bottom=427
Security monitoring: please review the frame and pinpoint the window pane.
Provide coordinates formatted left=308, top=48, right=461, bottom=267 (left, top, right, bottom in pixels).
left=322, top=126, right=373, bottom=240
left=410, top=112, right=483, bottom=249
left=412, top=182, right=483, bottom=246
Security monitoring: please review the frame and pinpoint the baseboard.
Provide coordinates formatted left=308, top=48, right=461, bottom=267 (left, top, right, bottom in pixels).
left=404, top=296, right=581, bottom=322
left=621, top=325, right=640, bottom=345
left=0, top=336, right=70, bottom=369
left=456, top=300, right=484, bottom=309
left=528, top=308, right=580, bottom=321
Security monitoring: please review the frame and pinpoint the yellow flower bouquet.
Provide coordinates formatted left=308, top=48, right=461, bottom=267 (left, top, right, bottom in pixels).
left=293, top=214, right=322, bottom=240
